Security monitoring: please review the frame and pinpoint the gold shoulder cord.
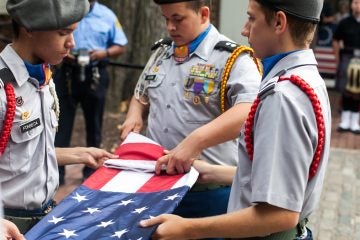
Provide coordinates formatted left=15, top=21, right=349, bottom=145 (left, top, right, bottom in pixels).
left=220, top=46, right=262, bottom=113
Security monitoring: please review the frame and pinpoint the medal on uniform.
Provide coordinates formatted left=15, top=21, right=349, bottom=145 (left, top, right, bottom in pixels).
left=184, top=91, right=190, bottom=99
left=203, top=79, right=214, bottom=105
left=16, top=96, right=24, bottom=106
left=174, top=45, right=189, bottom=63
left=22, top=111, right=30, bottom=120
left=204, top=95, right=209, bottom=104
left=193, top=95, right=201, bottom=105
left=192, top=79, right=203, bottom=105
left=152, top=66, right=159, bottom=73
left=43, top=64, right=52, bottom=86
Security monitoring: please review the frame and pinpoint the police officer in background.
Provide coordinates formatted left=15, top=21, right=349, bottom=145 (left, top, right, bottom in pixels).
left=54, top=0, right=128, bottom=182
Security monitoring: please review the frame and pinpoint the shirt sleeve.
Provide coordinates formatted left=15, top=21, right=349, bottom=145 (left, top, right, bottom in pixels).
left=226, top=53, right=261, bottom=105
left=250, top=83, right=318, bottom=212
left=108, top=14, right=128, bottom=46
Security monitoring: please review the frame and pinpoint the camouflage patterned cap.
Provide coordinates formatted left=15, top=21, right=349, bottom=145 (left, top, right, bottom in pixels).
left=258, top=0, right=324, bottom=23
left=6, top=0, right=90, bottom=31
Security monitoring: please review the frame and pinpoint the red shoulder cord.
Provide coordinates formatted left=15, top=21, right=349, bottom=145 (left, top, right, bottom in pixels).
left=0, top=83, right=16, bottom=156
left=244, top=75, right=325, bottom=180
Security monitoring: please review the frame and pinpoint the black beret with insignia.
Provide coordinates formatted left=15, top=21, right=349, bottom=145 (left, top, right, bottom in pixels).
left=258, top=0, right=324, bottom=23
left=154, top=0, right=196, bottom=4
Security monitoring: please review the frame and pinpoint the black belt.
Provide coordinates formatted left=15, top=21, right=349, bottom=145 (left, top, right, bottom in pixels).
left=4, top=199, right=56, bottom=218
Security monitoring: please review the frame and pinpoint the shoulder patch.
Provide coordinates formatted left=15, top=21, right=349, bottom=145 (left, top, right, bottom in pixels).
left=258, top=77, right=277, bottom=100
left=0, top=68, right=15, bottom=89
left=151, top=38, right=173, bottom=51
left=214, top=41, right=239, bottom=52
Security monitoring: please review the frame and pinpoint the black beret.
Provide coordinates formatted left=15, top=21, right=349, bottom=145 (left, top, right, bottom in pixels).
left=6, top=0, right=90, bottom=31
left=154, top=0, right=196, bottom=4
left=259, top=0, right=324, bottom=23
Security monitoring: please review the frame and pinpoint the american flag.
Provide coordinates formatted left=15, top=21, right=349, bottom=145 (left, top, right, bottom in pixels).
left=25, top=133, right=199, bottom=240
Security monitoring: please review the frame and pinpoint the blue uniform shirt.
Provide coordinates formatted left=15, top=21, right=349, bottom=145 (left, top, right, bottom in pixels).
left=73, top=1, right=128, bottom=50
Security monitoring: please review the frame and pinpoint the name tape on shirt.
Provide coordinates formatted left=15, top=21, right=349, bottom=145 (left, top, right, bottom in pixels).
left=20, top=118, right=41, bottom=133
left=145, top=75, right=156, bottom=81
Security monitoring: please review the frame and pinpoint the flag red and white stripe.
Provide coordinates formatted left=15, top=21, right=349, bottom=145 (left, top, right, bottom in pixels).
left=84, top=132, right=199, bottom=193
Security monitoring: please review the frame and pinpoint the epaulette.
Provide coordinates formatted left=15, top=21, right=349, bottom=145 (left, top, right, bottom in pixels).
left=0, top=68, right=15, bottom=89
left=258, top=77, right=277, bottom=100
left=151, top=38, right=172, bottom=51
left=214, top=41, right=239, bottom=52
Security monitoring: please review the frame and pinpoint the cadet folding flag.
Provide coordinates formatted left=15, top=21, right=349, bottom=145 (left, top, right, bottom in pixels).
left=25, top=133, right=199, bottom=240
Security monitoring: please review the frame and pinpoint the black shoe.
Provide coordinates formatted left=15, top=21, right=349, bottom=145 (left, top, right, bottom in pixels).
left=350, top=129, right=360, bottom=134
left=337, top=126, right=350, bottom=132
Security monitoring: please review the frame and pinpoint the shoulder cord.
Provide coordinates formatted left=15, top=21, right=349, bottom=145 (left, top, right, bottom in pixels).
left=244, top=74, right=325, bottom=180
left=49, top=85, right=60, bottom=122
left=0, top=83, right=16, bottom=156
left=220, top=46, right=262, bottom=113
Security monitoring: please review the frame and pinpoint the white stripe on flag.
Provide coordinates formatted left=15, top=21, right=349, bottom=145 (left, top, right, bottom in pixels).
left=122, top=132, right=160, bottom=146
left=171, top=168, right=199, bottom=189
left=100, top=170, right=154, bottom=193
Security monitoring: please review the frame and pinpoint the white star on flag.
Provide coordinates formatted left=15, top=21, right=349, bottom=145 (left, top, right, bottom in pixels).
left=97, top=220, right=115, bottom=228
left=48, top=216, right=65, bottom=224
left=164, top=193, right=180, bottom=201
left=111, top=229, right=128, bottom=238
left=132, top=206, right=148, bottom=214
left=118, top=199, right=134, bottom=206
left=58, top=229, right=77, bottom=238
left=72, top=192, right=88, bottom=202
left=83, top=207, right=101, bottom=214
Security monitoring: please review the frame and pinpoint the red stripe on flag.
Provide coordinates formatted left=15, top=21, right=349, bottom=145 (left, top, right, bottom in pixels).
left=83, top=166, right=120, bottom=190
left=115, top=143, right=165, bottom=160
left=318, top=67, right=337, bottom=72
left=137, top=174, right=185, bottom=193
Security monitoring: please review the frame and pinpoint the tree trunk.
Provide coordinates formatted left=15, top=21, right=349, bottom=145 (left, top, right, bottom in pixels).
left=99, top=0, right=167, bottom=111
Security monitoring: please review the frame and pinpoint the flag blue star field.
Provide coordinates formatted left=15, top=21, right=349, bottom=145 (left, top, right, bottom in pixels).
left=25, top=133, right=199, bottom=240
